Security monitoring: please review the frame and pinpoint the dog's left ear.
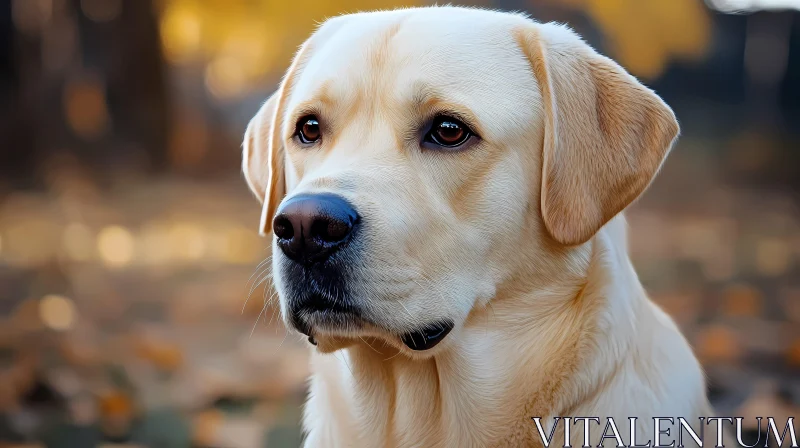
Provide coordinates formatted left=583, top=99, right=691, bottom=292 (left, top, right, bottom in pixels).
left=517, top=23, right=680, bottom=246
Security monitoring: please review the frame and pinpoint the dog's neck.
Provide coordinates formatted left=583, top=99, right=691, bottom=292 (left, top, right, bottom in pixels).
left=306, top=216, right=657, bottom=446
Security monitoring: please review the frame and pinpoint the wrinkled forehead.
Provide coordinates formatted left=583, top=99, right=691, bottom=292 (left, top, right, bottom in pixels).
left=285, top=9, right=540, bottom=138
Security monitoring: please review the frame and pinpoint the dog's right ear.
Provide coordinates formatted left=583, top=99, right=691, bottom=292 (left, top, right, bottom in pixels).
left=242, top=91, right=283, bottom=236
left=242, top=92, right=278, bottom=205
left=242, top=41, right=313, bottom=236
left=242, top=92, right=286, bottom=236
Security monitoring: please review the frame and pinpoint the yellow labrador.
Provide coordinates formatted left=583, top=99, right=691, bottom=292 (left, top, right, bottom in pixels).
left=243, top=6, right=711, bottom=447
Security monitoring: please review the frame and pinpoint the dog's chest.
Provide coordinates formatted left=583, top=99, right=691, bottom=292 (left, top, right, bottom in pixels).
left=347, top=377, right=510, bottom=447
left=336, top=349, right=530, bottom=447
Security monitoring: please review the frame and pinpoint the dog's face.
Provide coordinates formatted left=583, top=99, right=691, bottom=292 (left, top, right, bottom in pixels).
left=243, top=7, right=678, bottom=355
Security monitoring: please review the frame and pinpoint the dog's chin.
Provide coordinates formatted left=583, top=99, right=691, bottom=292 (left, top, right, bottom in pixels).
left=293, top=309, right=456, bottom=356
left=312, top=334, right=357, bottom=353
left=312, top=329, right=455, bottom=358
left=288, top=308, right=364, bottom=350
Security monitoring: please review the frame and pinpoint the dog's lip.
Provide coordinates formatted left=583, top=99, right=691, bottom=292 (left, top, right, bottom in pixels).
left=293, top=309, right=362, bottom=333
left=401, top=321, right=454, bottom=351
left=290, top=297, right=367, bottom=341
left=289, top=293, right=454, bottom=351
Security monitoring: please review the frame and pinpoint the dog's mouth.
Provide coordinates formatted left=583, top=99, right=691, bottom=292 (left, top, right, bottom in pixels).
left=288, top=291, right=454, bottom=351
left=300, top=315, right=454, bottom=352
left=400, top=321, right=454, bottom=351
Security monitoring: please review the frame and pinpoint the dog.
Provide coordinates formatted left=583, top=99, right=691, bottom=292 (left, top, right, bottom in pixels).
left=242, top=6, right=711, bottom=447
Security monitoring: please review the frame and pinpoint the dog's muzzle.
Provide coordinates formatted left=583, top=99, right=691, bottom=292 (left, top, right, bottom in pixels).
left=274, top=193, right=366, bottom=336
left=274, top=193, right=455, bottom=350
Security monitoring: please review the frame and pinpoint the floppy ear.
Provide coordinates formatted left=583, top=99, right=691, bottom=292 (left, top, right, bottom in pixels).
left=242, top=42, right=312, bottom=236
left=517, top=23, right=679, bottom=246
left=242, top=93, right=279, bottom=205
left=242, top=92, right=284, bottom=236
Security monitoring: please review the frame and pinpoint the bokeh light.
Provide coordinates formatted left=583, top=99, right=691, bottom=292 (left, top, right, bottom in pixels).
left=97, top=226, right=135, bottom=268
left=39, top=294, right=78, bottom=331
left=63, top=75, right=109, bottom=141
left=168, top=223, right=207, bottom=261
left=159, top=1, right=202, bottom=64
left=205, top=55, right=247, bottom=99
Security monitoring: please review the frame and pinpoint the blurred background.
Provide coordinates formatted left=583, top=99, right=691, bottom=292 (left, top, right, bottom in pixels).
left=0, top=0, right=798, bottom=447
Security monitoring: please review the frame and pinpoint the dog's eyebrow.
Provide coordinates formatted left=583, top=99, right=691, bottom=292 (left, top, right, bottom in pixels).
left=283, top=82, right=336, bottom=138
left=411, top=84, right=482, bottom=135
left=288, top=100, right=321, bottom=125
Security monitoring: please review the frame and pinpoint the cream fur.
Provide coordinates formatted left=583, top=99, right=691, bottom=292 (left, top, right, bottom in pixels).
left=241, top=6, right=711, bottom=447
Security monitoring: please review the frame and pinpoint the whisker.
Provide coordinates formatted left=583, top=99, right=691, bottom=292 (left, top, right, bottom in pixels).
left=335, top=351, right=355, bottom=377
left=242, top=269, right=273, bottom=313
left=383, top=348, right=404, bottom=362
left=267, top=290, right=281, bottom=328
left=244, top=258, right=273, bottom=298
left=250, top=298, right=270, bottom=338
left=261, top=283, right=272, bottom=328
left=248, top=270, right=273, bottom=297
left=277, top=324, right=289, bottom=348
left=246, top=255, right=273, bottom=286
left=359, top=336, right=383, bottom=355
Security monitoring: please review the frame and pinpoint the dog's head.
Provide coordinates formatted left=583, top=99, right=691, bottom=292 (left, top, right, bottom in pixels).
left=242, top=7, right=678, bottom=355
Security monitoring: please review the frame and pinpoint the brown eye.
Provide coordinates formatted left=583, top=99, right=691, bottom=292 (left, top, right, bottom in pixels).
left=296, top=116, right=321, bottom=144
left=426, top=116, right=473, bottom=148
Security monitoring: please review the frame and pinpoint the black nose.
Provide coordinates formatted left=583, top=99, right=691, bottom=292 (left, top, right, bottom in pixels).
left=272, top=193, right=359, bottom=264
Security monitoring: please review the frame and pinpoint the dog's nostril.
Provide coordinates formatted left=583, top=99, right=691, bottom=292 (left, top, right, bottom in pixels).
left=312, top=217, right=352, bottom=243
left=326, top=219, right=351, bottom=242
left=273, top=216, right=294, bottom=240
